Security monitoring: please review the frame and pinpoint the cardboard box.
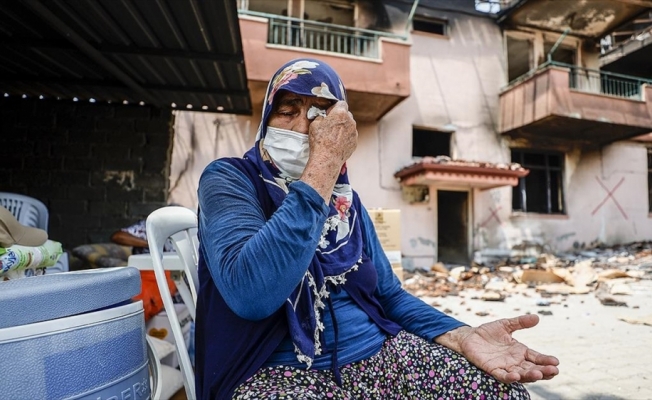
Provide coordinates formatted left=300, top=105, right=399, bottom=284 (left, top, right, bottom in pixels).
left=367, top=209, right=401, bottom=252
left=368, top=209, right=404, bottom=283
left=146, top=303, right=192, bottom=368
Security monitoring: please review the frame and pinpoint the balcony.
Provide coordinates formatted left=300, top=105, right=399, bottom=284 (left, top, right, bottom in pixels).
left=238, top=11, right=411, bottom=122
left=498, top=0, right=650, bottom=39
left=601, top=26, right=652, bottom=79
left=499, top=62, right=652, bottom=146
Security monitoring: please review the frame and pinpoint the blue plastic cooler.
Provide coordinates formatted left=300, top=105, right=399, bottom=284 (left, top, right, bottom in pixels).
left=0, top=267, right=150, bottom=400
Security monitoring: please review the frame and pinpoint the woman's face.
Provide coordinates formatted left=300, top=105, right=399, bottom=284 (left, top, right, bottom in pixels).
left=267, top=90, right=336, bottom=135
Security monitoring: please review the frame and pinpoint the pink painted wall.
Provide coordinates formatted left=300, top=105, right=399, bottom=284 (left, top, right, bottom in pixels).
left=239, top=15, right=410, bottom=98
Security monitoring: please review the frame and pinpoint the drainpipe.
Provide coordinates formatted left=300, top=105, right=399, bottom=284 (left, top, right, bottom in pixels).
left=404, top=0, right=420, bottom=38
left=547, top=27, right=572, bottom=63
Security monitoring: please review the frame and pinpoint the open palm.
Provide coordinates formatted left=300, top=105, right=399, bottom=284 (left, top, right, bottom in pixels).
left=458, top=314, right=560, bottom=384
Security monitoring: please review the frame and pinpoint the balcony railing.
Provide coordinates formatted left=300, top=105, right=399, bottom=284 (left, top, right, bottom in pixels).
left=238, top=10, right=405, bottom=59
left=499, top=61, right=652, bottom=145
left=509, top=61, right=652, bottom=101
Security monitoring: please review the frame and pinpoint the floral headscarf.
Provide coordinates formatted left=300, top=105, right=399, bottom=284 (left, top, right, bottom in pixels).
left=255, top=58, right=347, bottom=141
left=243, top=58, right=361, bottom=367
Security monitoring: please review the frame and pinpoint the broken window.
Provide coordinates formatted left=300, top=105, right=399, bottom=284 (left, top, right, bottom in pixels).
left=413, top=16, right=447, bottom=36
left=648, top=148, right=652, bottom=213
left=246, top=0, right=288, bottom=16
left=543, top=41, right=576, bottom=65
left=304, top=0, right=354, bottom=25
left=511, top=149, right=565, bottom=214
left=244, top=0, right=355, bottom=25
left=506, top=35, right=533, bottom=83
left=412, top=128, right=451, bottom=157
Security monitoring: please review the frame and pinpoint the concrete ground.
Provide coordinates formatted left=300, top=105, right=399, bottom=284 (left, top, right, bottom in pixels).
left=419, top=279, right=652, bottom=400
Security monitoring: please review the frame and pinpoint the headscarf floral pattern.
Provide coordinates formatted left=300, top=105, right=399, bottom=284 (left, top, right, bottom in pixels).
left=256, top=58, right=348, bottom=141
left=266, top=60, right=319, bottom=105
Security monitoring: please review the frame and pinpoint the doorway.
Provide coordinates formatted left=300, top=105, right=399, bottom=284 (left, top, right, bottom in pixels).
left=437, top=190, right=469, bottom=265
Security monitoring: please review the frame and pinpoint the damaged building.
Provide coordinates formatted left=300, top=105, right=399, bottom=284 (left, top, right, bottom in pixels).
left=169, top=0, right=652, bottom=272
left=172, top=0, right=652, bottom=269
left=3, top=0, right=651, bottom=271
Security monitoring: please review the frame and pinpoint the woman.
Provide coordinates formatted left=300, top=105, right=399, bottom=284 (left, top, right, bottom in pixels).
left=195, top=58, right=558, bottom=399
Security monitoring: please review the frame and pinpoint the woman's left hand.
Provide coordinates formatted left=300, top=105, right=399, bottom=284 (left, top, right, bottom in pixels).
left=436, top=314, right=559, bottom=384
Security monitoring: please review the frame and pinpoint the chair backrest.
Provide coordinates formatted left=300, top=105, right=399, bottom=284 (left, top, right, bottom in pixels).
left=0, top=192, right=49, bottom=231
left=146, top=206, right=198, bottom=400
left=0, top=192, right=69, bottom=276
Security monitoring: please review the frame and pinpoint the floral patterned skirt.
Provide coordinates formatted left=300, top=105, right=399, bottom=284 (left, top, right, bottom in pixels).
left=233, top=330, right=530, bottom=399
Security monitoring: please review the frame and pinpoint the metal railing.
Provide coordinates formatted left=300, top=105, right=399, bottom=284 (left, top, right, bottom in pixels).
left=239, top=10, right=406, bottom=59
left=568, top=66, right=641, bottom=100
left=508, top=61, right=652, bottom=100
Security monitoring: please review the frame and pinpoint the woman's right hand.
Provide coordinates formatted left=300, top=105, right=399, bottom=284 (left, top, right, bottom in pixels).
left=301, top=101, right=357, bottom=202
left=308, top=101, right=358, bottom=165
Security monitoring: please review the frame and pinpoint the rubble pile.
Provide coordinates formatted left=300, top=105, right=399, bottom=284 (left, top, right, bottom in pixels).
left=403, top=241, right=652, bottom=310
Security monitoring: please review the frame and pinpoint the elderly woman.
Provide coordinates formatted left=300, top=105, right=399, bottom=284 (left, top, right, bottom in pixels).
left=195, top=58, right=559, bottom=399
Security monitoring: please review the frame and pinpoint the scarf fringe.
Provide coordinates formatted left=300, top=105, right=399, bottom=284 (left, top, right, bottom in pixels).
left=293, top=259, right=362, bottom=368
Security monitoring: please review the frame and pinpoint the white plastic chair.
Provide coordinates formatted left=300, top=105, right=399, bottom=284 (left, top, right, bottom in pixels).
left=146, top=206, right=199, bottom=400
left=0, top=192, right=49, bottom=231
left=145, top=335, right=163, bottom=400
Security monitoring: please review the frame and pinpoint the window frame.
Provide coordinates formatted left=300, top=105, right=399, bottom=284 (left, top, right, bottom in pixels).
left=511, top=149, right=566, bottom=215
left=412, top=127, right=452, bottom=158
left=412, top=15, right=448, bottom=37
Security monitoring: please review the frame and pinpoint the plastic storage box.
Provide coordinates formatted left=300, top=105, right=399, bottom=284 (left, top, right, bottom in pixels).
left=0, top=267, right=150, bottom=400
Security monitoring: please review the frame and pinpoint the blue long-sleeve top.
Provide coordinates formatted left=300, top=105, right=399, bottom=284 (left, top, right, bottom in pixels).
left=198, top=160, right=465, bottom=369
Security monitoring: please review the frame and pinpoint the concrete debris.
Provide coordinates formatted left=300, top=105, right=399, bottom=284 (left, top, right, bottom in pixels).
left=595, top=281, right=629, bottom=307
left=484, top=279, right=510, bottom=292
left=597, top=269, right=631, bottom=280
left=403, top=241, right=652, bottom=310
left=597, top=296, right=628, bottom=307
left=480, top=291, right=505, bottom=301
left=430, top=262, right=449, bottom=275
left=618, top=315, right=652, bottom=326
left=536, top=283, right=592, bottom=295
left=518, top=269, right=565, bottom=284
left=571, top=260, right=599, bottom=288
left=607, top=282, right=634, bottom=296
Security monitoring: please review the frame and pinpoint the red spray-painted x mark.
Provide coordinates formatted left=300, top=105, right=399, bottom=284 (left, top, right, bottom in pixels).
left=479, top=206, right=502, bottom=227
left=591, top=176, right=627, bottom=220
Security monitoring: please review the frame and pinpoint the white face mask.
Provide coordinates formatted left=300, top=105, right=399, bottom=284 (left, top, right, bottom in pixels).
left=263, top=126, right=310, bottom=180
